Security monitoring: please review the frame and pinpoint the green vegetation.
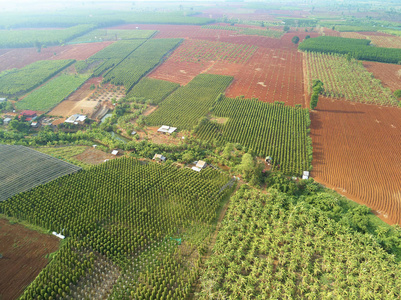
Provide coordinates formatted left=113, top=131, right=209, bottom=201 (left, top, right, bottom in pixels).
left=16, top=74, right=89, bottom=111
left=334, top=25, right=378, bottom=32
left=146, top=74, right=233, bottom=130
left=0, top=157, right=233, bottom=299
left=299, top=36, right=401, bottom=64
left=395, top=89, right=401, bottom=99
left=127, top=78, right=180, bottom=105
left=104, top=39, right=182, bottom=91
left=195, top=97, right=311, bottom=175
left=0, top=25, right=95, bottom=48
left=202, top=25, right=283, bottom=38
left=305, top=52, right=398, bottom=106
left=0, top=60, right=74, bottom=97
left=310, top=79, right=323, bottom=110
left=291, top=36, right=300, bottom=44
left=69, top=29, right=156, bottom=43
left=199, top=185, right=401, bottom=299
left=35, top=146, right=90, bottom=169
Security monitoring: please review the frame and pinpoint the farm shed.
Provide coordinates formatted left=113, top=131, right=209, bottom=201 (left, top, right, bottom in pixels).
left=131, top=131, right=137, bottom=135
left=65, top=114, right=87, bottom=125
left=302, top=171, right=310, bottom=180
left=157, top=125, right=177, bottom=134
left=30, top=121, right=38, bottom=128
left=19, top=110, right=37, bottom=121
left=196, top=160, right=207, bottom=169
left=111, top=150, right=119, bottom=156
left=153, top=154, right=166, bottom=162
left=192, top=166, right=202, bottom=172
left=3, top=117, right=12, bottom=125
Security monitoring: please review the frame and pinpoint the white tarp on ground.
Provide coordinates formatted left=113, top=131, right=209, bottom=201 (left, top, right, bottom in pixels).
left=52, top=232, right=65, bottom=239
left=157, top=125, right=177, bottom=134
left=192, top=167, right=202, bottom=172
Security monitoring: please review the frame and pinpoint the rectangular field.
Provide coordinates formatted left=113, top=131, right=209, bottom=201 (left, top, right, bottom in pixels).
left=16, top=73, right=90, bottom=111
left=146, top=73, right=233, bottom=130
left=70, top=29, right=156, bottom=43
left=127, top=78, right=180, bottom=105
left=362, top=61, right=401, bottom=92
left=0, top=59, right=74, bottom=96
left=311, top=97, right=401, bottom=224
left=0, top=145, right=82, bottom=202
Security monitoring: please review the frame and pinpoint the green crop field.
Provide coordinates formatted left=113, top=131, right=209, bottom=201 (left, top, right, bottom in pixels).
left=146, top=74, right=233, bottom=130
left=195, top=97, right=311, bottom=175
left=127, top=78, right=180, bottom=105
left=202, top=25, right=283, bottom=38
left=0, top=157, right=233, bottom=300
left=0, top=59, right=74, bottom=97
left=0, top=25, right=95, bottom=48
left=69, top=29, right=157, bottom=43
left=104, top=38, right=182, bottom=91
left=16, top=74, right=90, bottom=111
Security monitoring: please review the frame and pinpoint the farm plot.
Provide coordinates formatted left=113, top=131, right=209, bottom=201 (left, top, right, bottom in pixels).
left=0, top=145, right=81, bottom=202
left=127, top=78, right=180, bottom=105
left=16, top=74, right=90, bottom=111
left=0, top=218, right=60, bottom=300
left=225, top=47, right=305, bottom=106
left=304, top=52, right=398, bottom=106
left=0, top=42, right=113, bottom=72
left=0, top=158, right=232, bottom=300
left=0, top=59, right=74, bottom=96
left=339, top=31, right=368, bottom=39
left=202, top=24, right=283, bottom=38
left=362, top=61, right=401, bottom=92
left=70, top=29, right=156, bottom=43
left=195, top=97, right=310, bottom=175
left=368, top=35, right=401, bottom=49
left=148, top=39, right=257, bottom=85
left=311, top=97, right=401, bottom=225
left=146, top=74, right=233, bottom=130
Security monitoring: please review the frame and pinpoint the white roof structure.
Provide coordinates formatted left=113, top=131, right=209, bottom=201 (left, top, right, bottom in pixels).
left=65, top=114, right=87, bottom=124
left=157, top=125, right=177, bottom=134
left=192, top=166, right=202, bottom=172
left=111, top=150, right=119, bottom=155
left=52, top=232, right=65, bottom=239
left=3, top=117, right=12, bottom=124
left=0, top=97, right=7, bottom=102
left=153, top=154, right=166, bottom=161
left=302, top=171, right=310, bottom=180
left=131, top=131, right=137, bottom=135
left=196, top=160, right=207, bottom=169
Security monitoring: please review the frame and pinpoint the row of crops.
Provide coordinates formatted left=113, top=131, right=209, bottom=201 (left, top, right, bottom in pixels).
left=168, top=39, right=258, bottom=64
left=69, top=29, right=157, bottom=44
left=199, top=187, right=401, bottom=299
left=304, top=52, right=398, bottom=106
left=127, top=78, right=180, bottom=105
left=195, top=97, right=311, bottom=175
left=16, top=74, right=90, bottom=111
left=202, top=25, right=284, bottom=38
left=0, top=59, right=74, bottom=96
left=0, top=157, right=233, bottom=299
left=0, top=24, right=96, bottom=48
left=146, top=74, right=233, bottom=130
left=298, top=36, right=401, bottom=64
left=104, top=38, right=182, bottom=91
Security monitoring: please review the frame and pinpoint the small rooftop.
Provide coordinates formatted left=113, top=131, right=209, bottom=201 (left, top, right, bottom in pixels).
left=157, top=125, right=177, bottom=134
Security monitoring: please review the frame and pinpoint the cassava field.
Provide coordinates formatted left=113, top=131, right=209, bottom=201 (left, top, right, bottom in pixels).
left=1, top=1, right=401, bottom=299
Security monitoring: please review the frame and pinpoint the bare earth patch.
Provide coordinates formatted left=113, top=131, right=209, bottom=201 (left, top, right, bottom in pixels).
left=73, top=148, right=117, bottom=165
left=0, top=218, right=60, bottom=300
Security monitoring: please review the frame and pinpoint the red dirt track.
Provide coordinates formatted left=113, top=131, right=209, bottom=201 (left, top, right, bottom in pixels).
left=0, top=42, right=113, bottom=72
left=311, top=97, right=401, bottom=225
left=362, top=61, right=401, bottom=92
left=0, top=218, right=60, bottom=300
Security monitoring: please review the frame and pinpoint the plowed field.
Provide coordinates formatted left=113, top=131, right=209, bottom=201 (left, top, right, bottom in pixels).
left=225, top=48, right=305, bottom=106
left=0, top=218, right=60, bottom=300
left=311, top=97, right=401, bottom=225
left=0, top=42, right=113, bottom=72
left=362, top=61, right=401, bottom=92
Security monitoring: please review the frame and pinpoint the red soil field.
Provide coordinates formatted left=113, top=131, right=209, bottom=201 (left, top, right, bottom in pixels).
left=362, top=61, right=401, bottom=92
left=367, top=35, right=401, bottom=49
left=225, top=47, right=305, bottom=106
left=321, top=27, right=341, bottom=37
left=311, top=97, right=401, bottom=225
left=0, top=218, right=60, bottom=300
left=0, top=42, right=113, bottom=72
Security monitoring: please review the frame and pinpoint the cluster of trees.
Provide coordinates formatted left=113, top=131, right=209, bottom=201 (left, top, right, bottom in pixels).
left=310, top=79, right=323, bottom=110
left=299, top=36, right=401, bottom=64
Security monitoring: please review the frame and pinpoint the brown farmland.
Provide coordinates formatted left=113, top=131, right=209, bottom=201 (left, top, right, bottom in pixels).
left=311, top=97, right=401, bottom=224
left=0, top=218, right=59, bottom=300
left=0, top=42, right=113, bottom=72
left=362, top=61, right=401, bottom=92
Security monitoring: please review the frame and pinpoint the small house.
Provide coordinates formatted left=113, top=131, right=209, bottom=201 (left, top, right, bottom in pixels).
left=65, top=114, right=87, bottom=125
left=93, top=145, right=97, bottom=148
left=196, top=160, right=207, bottom=169
left=111, top=150, right=119, bottom=156
left=131, top=131, right=137, bottom=135
left=19, top=110, right=37, bottom=121
left=157, top=125, right=177, bottom=134
left=153, top=154, right=166, bottom=162
left=302, top=171, right=310, bottom=180
left=30, top=121, right=39, bottom=128
left=3, top=117, right=12, bottom=125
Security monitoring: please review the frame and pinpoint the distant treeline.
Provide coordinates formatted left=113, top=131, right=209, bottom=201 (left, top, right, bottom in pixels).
left=299, top=36, right=401, bottom=64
